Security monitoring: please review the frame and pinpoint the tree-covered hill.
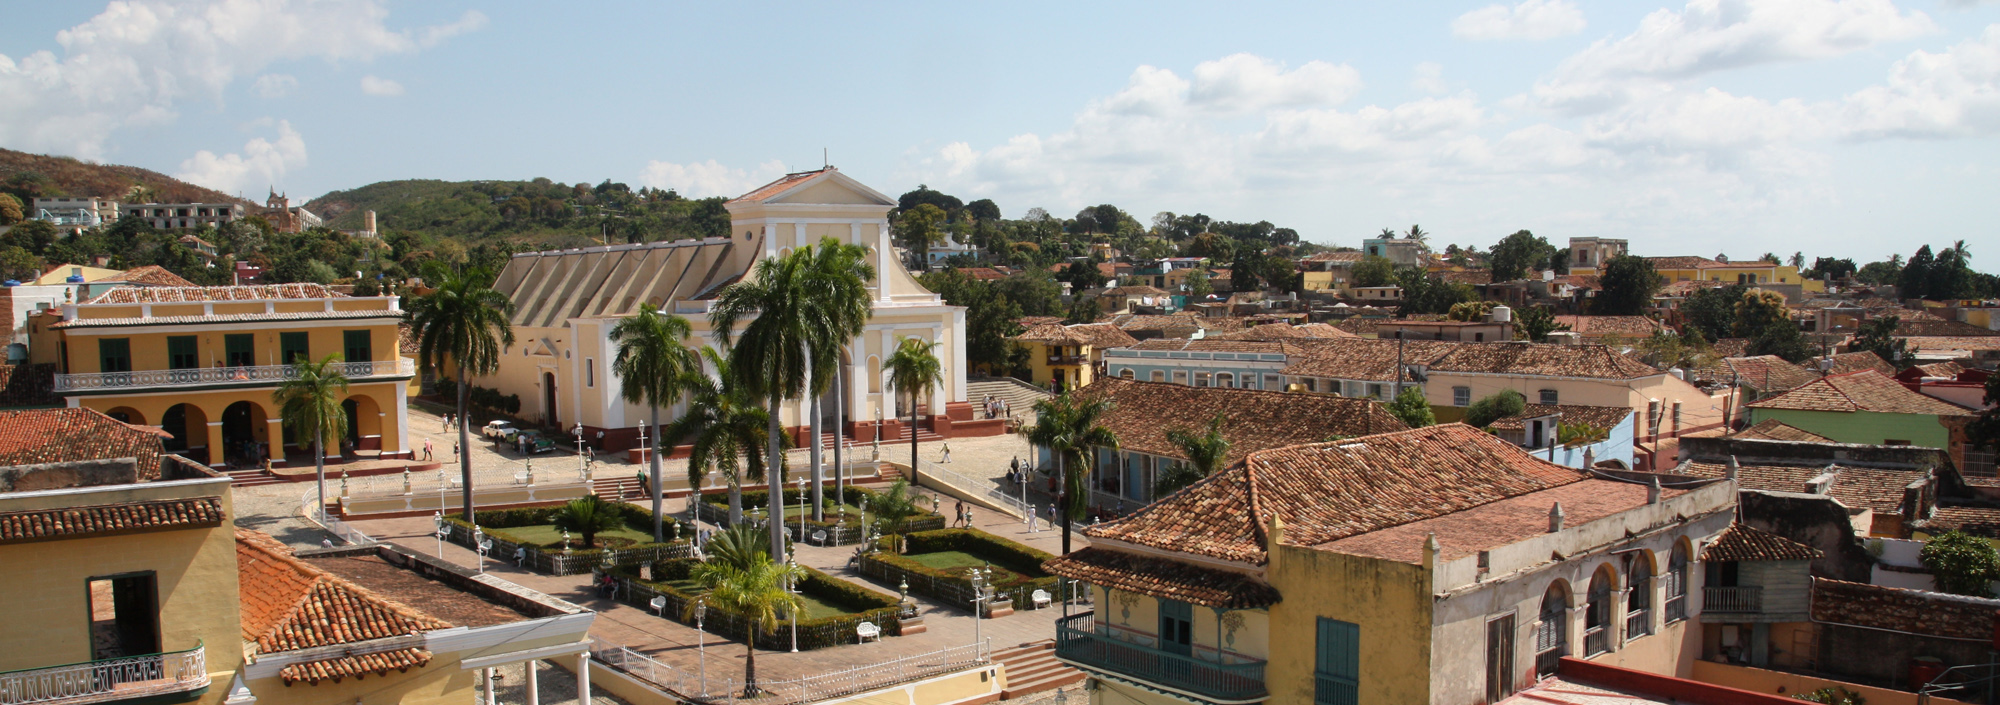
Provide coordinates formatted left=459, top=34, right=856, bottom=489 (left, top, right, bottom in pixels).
left=0, top=147, right=248, bottom=206
left=304, top=177, right=731, bottom=247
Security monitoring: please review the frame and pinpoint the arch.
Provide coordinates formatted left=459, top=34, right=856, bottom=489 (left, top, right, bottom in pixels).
left=1665, top=538, right=1692, bottom=623
left=342, top=394, right=384, bottom=454
left=222, top=401, right=270, bottom=468
left=1626, top=551, right=1655, bottom=639
left=1216, top=372, right=1235, bottom=387
left=1534, top=580, right=1570, bottom=678
left=104, top=406, right=145, bottom=425
left=542, top=371, right=559, bottom=427
left=1149, top=370, right=1165, bottom=383
left=160, top=404, right=209, bottom=457
left=867, top=355, right=883, bottom=394
left=1584, top=564, right=1617, bottom=656
left=1119, top=368, right=1135, bottom=380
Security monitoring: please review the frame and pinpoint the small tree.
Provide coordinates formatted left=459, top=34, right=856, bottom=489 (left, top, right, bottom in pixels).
left=550, top=495, right=622, bottom=549
left=688, top=551, right=805, bottom=696
left=1463, top=390, right=1527, bottom=429
left=1920, top=530, right=2000, bottom=597
left=1386, top=386, right=1436, bottom=428
left=1351, top=255, right=1395, bottom=288
left=1594, top=255, right=1663, bottom=316
left=869, top=480, right=922, bottom=537
left=1851, top=315, right=1909, bottom=369
left=272, top=355, right=349, bottom=518
left=1515, top=306, right=1569, bottom=342
left=1155, top=414, right=1230, bottom=497
left=1186, top=269, right=1213, bottom=299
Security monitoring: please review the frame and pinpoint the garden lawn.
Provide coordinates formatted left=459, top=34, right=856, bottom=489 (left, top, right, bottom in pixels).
left=904, top=550, right=1031, bottom=585
left=492, top=524, right=658, bottom=549
left=660, top=579, right=860, bottom=620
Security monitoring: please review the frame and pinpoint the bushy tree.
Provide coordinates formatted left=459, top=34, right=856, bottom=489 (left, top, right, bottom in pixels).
left=1745, top=318, right=1815, bottom=363
left=1732, top=288, right=1790, bottom=338
left=1064, top=296, right=1101, bottom=325
left=1806, top=257, right=1856, bottom=281
left=1397, top=268, right=1477, bottom=315
left=1463, top=390, right=1527, bottom=428
left=1515, top=306, right=1569, bottom=342
left=893, top=203, right=948, bottom=270
left=1920, top=530, right=2000, bottom=597
left=1900, top=245, right=1935, bottom=298
left=1682, top=285, right=1748, bottom=342
left=1186, top=269, right=1213, bottom=298
left=1351, top=255, right=1396, bottom=288
left=1850, top=315, right=1909, bottom=369
left=1594, top=256, right=1662, bottom=315
left=1386, top=387, right=1436, bottom=428
left=1488, top=230, right=1556, bottom=282
left=0, top=194, right=22, bottom=224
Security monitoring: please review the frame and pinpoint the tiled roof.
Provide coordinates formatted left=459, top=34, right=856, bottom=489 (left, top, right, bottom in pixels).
left=0, top=497, right=223, bottom=543
left=1433, top=269, right=1492, bottom=285
left=1067, top=323, right=1138, bottom=349
left=1323, top=479, right=1679, bottom=564
left=0, top=408, right=164, bottom=477
left=1747, top=370, right=1973, bottom=416
left=279, top=647, right=432, bottom=685
left=1896, top=316, right=2000, bottom=337
left=113, top=265, right=197, bottom=287
left=1729, top=419, right=1834, bottom=443
left=1281, top=339, right=1663, bottom=382
left=52, top=308, right=399, bottom=329
left=1207, top=322, right=1312, bottom=341
left=1923, top=506, right=2000, bottom=539
left=1647, top=256, right=1723, bottom=270
left=1811, top=577, right=1999, bottom=641
left=1042, top=548, right=1280, bottom=609
left=1300, top=251, right=1364, bottom=263
left=1085, top=424, right=1586, bottom=564
left=1911, top=361, right=1966, bottom=378
left=1905, top=336, right=2000, bottom=352
left=1689, top=356, right=1817, bottom=392
left=725, top=168, right=829, bottom=204
left=1659, top=279, right=1729, bottom=296
left=1126, top=338, right=1293, bottom=355
left=1012, top=323, right=1087, bottom=345
left=1489, top=404, right=1632, bottom=432
left=1072, top=378, right=1407, bottom=465
left=1822, top=351, right=1896, bottom=377
left=237, top=530, right=449, bottom=658
left=1712, top=338, right=1750, bottom=357
left=1017, top=316, right=1064, bottom=328
left=1552, top=315, right=1663, bottom=337
left=1292, top=323, right=1353, bottom=338
left=958, top=267, right=1008, bottom=281
left=1102, top=285, right=1170, bottom=296
left=1699, top=523, right=1820, bottom=561
left=86, top=283, right=343, bottom=304
left=1676, top=460, right=1919, bottom=514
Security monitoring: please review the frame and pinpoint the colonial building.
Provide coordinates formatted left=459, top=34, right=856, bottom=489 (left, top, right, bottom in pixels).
left=1044, top=423, right=1736, bottom=705
left=1746, top=369, right=1975, bottom=449
left=483, top=167, right=993, bottom=455
left=124, top=202, right=245, bottom=230
left=260, top=190, right=323, bottom=233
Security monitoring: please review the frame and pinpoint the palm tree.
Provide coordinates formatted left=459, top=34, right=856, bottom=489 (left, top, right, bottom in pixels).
left=712, top=239, right=875, bottom=560
left=1404, top=224, right=1430, bottom=255
left=883, top=336, right=943, bottom=488
left=703, top=522, right=769, bottom=570
left=409, top=261, right=515, bottom=521
left=687, top=551, right=805, bottom=696
left=551, top=495, right=622, bottom=549
left=1154, top=413, right=1229, bottom=498
left=272, top=355, right=349, bottom=520
left=662, top=346, right=775, bottom=525
left=1024, top=391, right=1119, bottom=555
left=800, top=241, right=875, bottom=522
left=869, top=479, right=923, bottom=540
left=611, top=304, right=699, bottom=543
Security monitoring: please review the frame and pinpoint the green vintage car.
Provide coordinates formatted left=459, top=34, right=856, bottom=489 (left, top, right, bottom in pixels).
left=514, top=429, right=557, bottom=454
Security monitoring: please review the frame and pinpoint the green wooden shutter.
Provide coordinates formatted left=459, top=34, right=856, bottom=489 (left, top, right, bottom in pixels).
left=343, top=330, right=372, bottom=362
left=166, top=336, right=198, bottom=370
left=281, top=332, right=310, bottom=364
left=225, top=334, right=254, bottom=367
left=99, top=338, right=131, bottom=373
left=1314, top=617, right=1359, bottom=705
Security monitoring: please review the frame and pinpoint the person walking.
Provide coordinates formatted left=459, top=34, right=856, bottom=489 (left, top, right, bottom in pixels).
left=423, top=437, right=435, bottom=461
left=954, top=499, right=965, bottom=528
left=941, top=442, right=952, bottom=464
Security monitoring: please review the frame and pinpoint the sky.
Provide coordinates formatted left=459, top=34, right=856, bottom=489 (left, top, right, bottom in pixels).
left=2, top=1, right=1998, bottom=263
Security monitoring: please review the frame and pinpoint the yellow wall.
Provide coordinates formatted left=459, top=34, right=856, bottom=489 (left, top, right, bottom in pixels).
left=1016, top=340, right=1092, bottom=391
left=64, top=322, right=399, bottom=374
left=75, top=380, right=405, bottom=461
left=1266, top=544, right=1433, bottom=705
left=1690, top=660, right=1975, bottom=705
left=249, top=655, right=477, bottom=705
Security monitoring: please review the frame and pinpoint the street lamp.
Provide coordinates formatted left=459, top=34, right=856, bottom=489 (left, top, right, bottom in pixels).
left=432, top=511, right=446, bottom=558
left=795, top=477, right=807, bottom=544
left=969, top=566, right=992, bottom=648
left=573, top=422, right=586, bottom=479
left=473, top=526, right=490, bottom=574
left=694, top=597, right=708, bottom=696
left=788, top=552, right=801, bottom=653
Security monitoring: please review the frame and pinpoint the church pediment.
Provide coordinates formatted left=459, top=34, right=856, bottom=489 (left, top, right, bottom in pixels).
left=527, top=338, right=560, bottom=357
left=731, top=167, right=895, bottom=208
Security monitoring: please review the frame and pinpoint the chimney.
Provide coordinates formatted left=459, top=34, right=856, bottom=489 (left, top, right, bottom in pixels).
left=1421, top=533, right=1441, bottom=570
left=1549, top=502, right=1565, bottom=532
left=1583, top=448, right=1595, bottom=469
left=1647, top=475, right=1662, bottom=505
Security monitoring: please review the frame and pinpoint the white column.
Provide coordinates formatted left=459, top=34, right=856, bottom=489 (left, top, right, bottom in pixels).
left=481, top=667, right=492, bottom=705
left=525, top=660, right=539, bottom=705
left=795, top=222, right=809, bottom=250
left=951, top=308, right=968, bottom=402
left=879, top=329, right=898, bottom=420
left=394, top=382, right=409, bottom=457
left=847, top=339, right=867, bottom=420
left=876, top=221, right=892, bottom=302
left=762, top=225, right=777, bottom=259
left=575, top=652, right=592, bottom=705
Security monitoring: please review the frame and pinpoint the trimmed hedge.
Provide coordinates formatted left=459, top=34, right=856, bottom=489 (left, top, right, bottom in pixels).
left=856, top=528, right=1060, bottom=614
left=449, top=502, right=681, bottom=541
left=698, top=485, right=946, bottom=541
left=610, top=559, right=902, bottom=650
left=442, top=502, right=690, bottom=575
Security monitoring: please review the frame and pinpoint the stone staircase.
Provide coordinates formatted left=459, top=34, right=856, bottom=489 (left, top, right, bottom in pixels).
left=222, top=467, right=283, bottom=487
left=968, top=377, right=1051, bottom=419
left=996, top=640, right=1083, bottom=699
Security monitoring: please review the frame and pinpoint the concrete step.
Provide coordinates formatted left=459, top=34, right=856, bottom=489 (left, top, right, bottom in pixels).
left=223, top=469, right=284, bottom=487
left=1002, top=670, right=1084, bottom=699
left=995, top=639, right=1080, bottom=700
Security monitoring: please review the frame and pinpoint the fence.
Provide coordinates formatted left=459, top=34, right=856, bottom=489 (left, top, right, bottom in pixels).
left=913, top=457, right=1032, bottom=519
left=301, top=487, right=376, bottom=545
left=443, top=522, right=694, bottom=576
left=0, top=642, right=209, bottom=705
left=854, top=551, right=1061, bottom=616
left=589, top=637, right=990, bottom=705
left=608, top=564, right=902, bottom=652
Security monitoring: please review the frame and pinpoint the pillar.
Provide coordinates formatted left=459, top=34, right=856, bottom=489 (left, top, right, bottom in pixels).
left=525, top=660, right=539, bottom=705
left=264, top=417, right=287, bottom=466
left=575, top=652, right=591, bottom=705
left=205, top=421, right=226, bottom=468
left=394, top=381, right=410, bottom=458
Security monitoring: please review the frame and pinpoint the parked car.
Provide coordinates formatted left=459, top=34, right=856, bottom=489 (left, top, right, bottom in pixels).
left=482, top=420, right=517, bottom=442
left=515, top=429, right=556, bottom=454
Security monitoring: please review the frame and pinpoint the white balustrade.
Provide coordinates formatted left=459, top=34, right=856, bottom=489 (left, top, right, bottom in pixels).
left=55, top=359, right=415, bottom=392
left=0, top=643, right=207, bottom=705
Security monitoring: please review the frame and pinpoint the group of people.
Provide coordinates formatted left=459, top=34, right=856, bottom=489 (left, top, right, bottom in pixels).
left=981, top=394, right=1011, bottom=420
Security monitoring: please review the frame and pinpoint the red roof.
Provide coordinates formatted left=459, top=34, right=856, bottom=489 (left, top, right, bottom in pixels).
left=1747, top=370, right=1974, bottom=416
left=0, top=408, right=165, bottom=478
left=725, top=168, right=833, bottom=204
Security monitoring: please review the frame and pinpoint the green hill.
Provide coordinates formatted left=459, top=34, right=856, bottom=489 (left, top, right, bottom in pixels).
left=304, top=177, right=732, bottom=247
left=0, top=147, right=249, bottom=206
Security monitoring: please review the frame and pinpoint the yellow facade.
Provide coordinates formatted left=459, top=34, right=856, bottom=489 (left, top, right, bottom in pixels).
left=1654, top=263, right=1825, bottom=294
left=1016, top=339, right=1094, bottom=392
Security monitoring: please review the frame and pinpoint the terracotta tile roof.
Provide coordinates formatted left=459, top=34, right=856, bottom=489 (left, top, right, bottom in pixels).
left=1552, top=315, right=1663, bottom=338
left=1676, top=460, right=1919, bottom=514
left=1699, top=523, right=1820, bottom=561
left=1085, top=424, right=1586, bottom=564
left=1102, top=285, right=1170, bottom=297
left=85, top=283, right=344, bottom=304
left=1911, top=361, right=1966, bottom=378
left=1728, top=419, right=1834, bottom=443
left=1811, top=577, right=1999, bottom=641
left=1300, top=252, right=1364, bottom=263
left=0, top=408, right=164, bottom=477
left=1017, top=316, right=1064, bottom=328
left=1126, top=338, right=1293, bottom=355
left=52, top=308, right=399, bottom=329
left=1923, top=506, right=2000, bottom=539
left=1905, top=336, right=2000, bottom=352
left=1282, top=339, right=1663, bottom=381
left=1689, top=356, right=1817, bottom=392
left=1489, top=404, right=1633, bottom=432
left=1012, top=323, right=1087, bottom=345
left=958, top=267, right=1008, bottom=281
left=1659, top=279, right=1729, bottom=297
left=1067, top=323, right=1138, bottom=349
left=725, top=168, right=830, bottom=204
left=1433, top=269, right=1493, bottom=285
left=1206, top=322, right=1312, bottom=341
left=1324, top=479, right=1679, bottom=564
left=1747, top=370, right=1973, bottom=416
left=236, top=530, right=450, bottom=658
left=113, top=265, right=197, bottom=287
left=1896, top=317, right=2000, bottom=337
left=1646, top=256, right=1723, bottom=270
left=279, top=647, right=432, bottom=685
left=1822, top=351, right=1896, bottom=377
left=1292, top=323, right=1353, bottom=338
left=1073, top=378, right=1407, bottom=465
left=0, top=497, right=223, bottom=543
left=1712, top=338, right=1750, bottom=357
left=1042, top=547, right=1280, bottom=609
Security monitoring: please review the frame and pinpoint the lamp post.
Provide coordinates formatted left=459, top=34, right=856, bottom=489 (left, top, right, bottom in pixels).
left=573, top=422, right=586, bottom=479
left=473, top=527, right=491, bottom=574
left=795, top=477, right=807, bottom=545
left=788, top=552, right=801, bottom=653
left=969, top=566, right=991, bottom=648
left=432, top=511, right=446, bottom=559
left=695, top=597, right=708, bottom=696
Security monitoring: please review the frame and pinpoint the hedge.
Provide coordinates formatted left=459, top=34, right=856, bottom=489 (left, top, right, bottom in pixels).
left=442, top=502, right=690, bottom=575
left=610, top=559, right=904, bottom=650
left=856, top=528, right=1060, bottom=614
left=697, top=485, right=946, bottom=543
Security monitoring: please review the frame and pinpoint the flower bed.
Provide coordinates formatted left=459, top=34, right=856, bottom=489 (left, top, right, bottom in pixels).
left=611, top=558, right=904, bottom=650
left=855, top=528, right=1059, bottom=616
left=443, top=503, right=691, bottom=576
left=697, top=486, right=946, bottom=545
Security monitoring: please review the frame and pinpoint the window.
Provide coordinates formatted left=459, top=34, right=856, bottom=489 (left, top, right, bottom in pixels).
left=1487, top=614, right=1517, bottom=703
left=1158, top=600, right=1193, bottom=656
left=1173, top=370, right=1188, bottom=384
left=343, top=330, right=372, bottom=362
left=1665, top=544, right=1689, bottom=623
left=1367, top=383, right=1384, bottom=399
left=224, top=333, right=255, bottom=367
left=98, top=338, right=131, bottom=373
left=1883, top=439, right=1910, bottom=446
left=1539, top=389, right=1559, bottom=405
left=1585, top=569, right=1613, bottom=656
left=1535, top=582, right=1569, bottom=678
left=1626, top=557, right=1653, bottom=640
left=586, top=358, right=596, bottom=388
left=1453, top=386, right=1471, bottom=406
left=167, top=336, right=198, bottom=370
left=280, top=332, right=310, bottom=364
left=1216, top=372, right=1234, bottom=387
left=1315, top=618, right=1359, bottom=705
left=88, top=572, right=159, bottom=660
left=1264, top=374, right=1281, bottom=390
left=1150, top=370, right=1166, bottom=383
left=1120, top=368, right=1135, bottom=380
left=1194, top=373, right=1211, bottom=387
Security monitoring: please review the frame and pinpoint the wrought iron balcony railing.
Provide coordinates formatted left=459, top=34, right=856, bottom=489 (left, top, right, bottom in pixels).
left=1703, top=586, right=1763, bottom=613
left=56, top=359, right=414, bottom=392
left=0, top=642, right=207, bottom=705
left=1055, top=612, right=1267, bottom=703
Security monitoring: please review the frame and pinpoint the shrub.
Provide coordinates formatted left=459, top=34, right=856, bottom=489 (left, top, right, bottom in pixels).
left=1463, top=389, right=1527, bottom=429
left=611, top=559, right=899, bottom=650
left=1920, top=529, right=2000, bottom=597
left=858, top=528, right=1060, bottom=611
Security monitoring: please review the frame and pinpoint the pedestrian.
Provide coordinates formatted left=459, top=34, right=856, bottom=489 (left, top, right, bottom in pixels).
left=441, top=414, right=450, bottom=433
left=941, top=442, right=952, bottom=464
left=454, top=442, right=460, bottom=460
left=954, top=500, right=965, bottom=527
left=964, top=506, right=974, bottom=527
left=423, top=438, right=434, bottom=461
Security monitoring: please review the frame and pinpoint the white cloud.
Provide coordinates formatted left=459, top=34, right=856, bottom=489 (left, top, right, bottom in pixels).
left=0, top=0, right=485, bottom=159
left=1842, top=25, right=2000, bottom=138
left=638, top=159, right=787, bottom=199
left=1187, top=54, right=1364, bottom=112
left=420, top=10, right=487, bottom=48
left=359, top=74, right=403, bottom=96
left=175, top=119, right=307, bottom=194
left=1452, top=0, right=1587, bottom=41
left=251, top=73, right=297, bottom=98
left=1411, top=62, right=1448, bottom=94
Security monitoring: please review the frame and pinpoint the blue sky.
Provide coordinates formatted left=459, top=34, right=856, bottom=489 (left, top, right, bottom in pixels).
left=3, top=1, right=1997, bottom=263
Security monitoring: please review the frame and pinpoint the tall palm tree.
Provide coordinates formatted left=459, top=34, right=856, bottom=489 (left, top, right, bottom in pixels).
left=1154, top=413, right=1230, bottom=498
left=1405, top=224, right=1431, bottom=255
left=720, top=239, right=876, bottom=560
left=409, top=261, right=516, bottom=521
left=687, top=551, right=805, bottom=697
left=1024, top=391, right=1119, bottom=555
left=799, top=241, right=875, bottom=523
left=551, top=495, right=621, bottom=549
left=883, top=336, right=943, bottom=488
left=611, top=304, right=699, bottom=542
left=662, top=346, right=775, bottom=525
left=272, top=355, right=350, bottom=520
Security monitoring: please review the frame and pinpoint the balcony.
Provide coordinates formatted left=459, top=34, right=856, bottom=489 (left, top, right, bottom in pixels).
left=1703, top=586, right=1762, bottom=614
left=56, top=359, right=416, bottom=393
left=1055, top=613, right=1267, bottom=704
left=0, top=642, right=208, bottom=705
left=1047, top=355, right=1087, bottom=366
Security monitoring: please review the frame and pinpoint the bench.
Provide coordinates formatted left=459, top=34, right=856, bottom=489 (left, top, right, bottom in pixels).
left=512, top=472, right=530, bottom=485
left=856, top=621, right=881, bottom=643
left=1031, top=589, right=1052, bottom=609
left=811, top=530, right=828, bottom=546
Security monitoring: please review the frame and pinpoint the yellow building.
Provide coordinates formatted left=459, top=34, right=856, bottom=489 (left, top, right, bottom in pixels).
left=39, top=283, right=414, bottom=468
left=1045, top=424, right=1737, bottom=705
left=1645, top=257, right=1825, bottom=294
left=1010, top=322, right=1138, bottom=393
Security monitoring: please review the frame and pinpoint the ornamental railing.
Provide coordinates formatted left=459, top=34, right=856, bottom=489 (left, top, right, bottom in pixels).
left=0, top=642, right=207, bottom=705
left=1055, top=612, right=1267, bottom=702
left=1702, top=586, right=1763, bottom=614
left=56, top=358, right=414, bottom=392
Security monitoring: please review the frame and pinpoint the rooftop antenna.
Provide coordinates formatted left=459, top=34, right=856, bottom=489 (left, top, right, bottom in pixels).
left=824, top=148, right=829, bottom=169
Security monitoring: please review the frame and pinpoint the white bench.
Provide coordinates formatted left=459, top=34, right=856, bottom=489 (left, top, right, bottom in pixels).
left=856, top=621, right=881, bottom=643
left=811, top=530, right=828, bottom=545
left=512, top=472, right=530, bottom=485
left=1031, top=589, right=1052, bottom=609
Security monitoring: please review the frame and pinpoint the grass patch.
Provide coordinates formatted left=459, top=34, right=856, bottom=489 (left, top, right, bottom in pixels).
left=643, top=565, right=877, bottom=620
left=489, top=524, right=658, bottom=551
left=905, top=550, right=1032, bottom=585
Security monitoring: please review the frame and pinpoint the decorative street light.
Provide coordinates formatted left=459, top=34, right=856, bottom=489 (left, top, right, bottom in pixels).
left=573, top=422, right=587, bottom=479
left=788, top=551, right=801, bottom=653
left=694, top=597, right=708, bottom=695
left=473, top=527, right=491, bottom=575
left=969, top=565, right=992, bottom=648
left=795, top=477, right=807, bottom=544
left=432, top=511, right=446, bottom=559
